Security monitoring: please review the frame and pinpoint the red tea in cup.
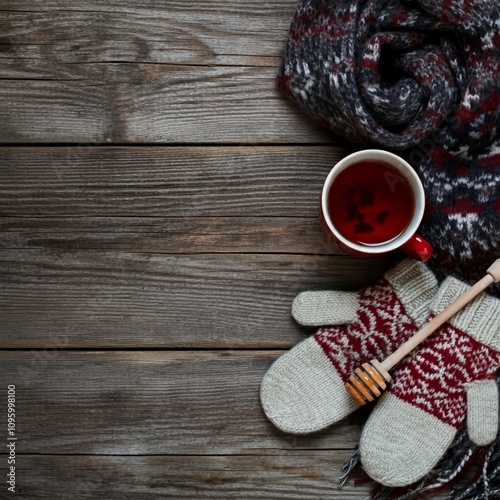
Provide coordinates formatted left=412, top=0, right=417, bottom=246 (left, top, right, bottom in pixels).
left=328, top=161, right=414, bottom=246
left=320, top=149, right=433, bottom=261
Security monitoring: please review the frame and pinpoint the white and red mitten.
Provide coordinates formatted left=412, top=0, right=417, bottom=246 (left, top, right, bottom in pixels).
left=260, top=259, right=437, bottom=434
left=360, top=277, right=500, bottom=487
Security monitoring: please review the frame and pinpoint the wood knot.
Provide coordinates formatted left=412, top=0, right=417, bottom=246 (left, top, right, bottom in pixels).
left=0, top=38, right=14, bottom=52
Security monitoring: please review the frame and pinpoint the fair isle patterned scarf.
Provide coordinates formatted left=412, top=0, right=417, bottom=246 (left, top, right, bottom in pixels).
left=278, top=0, right=500, bottom=297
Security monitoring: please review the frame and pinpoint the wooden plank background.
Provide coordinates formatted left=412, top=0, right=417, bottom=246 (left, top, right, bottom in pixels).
left=0, top=2, right=444, bottom=498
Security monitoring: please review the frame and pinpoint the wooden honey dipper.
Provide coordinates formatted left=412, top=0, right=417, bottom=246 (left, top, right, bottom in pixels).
left=345, top=259, right=500, bottom=406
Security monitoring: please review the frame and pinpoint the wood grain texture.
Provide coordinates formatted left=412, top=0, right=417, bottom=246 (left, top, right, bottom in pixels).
left=0, top=351, right=363, bottom=454
left=0, top=216, right=337, bottom=254
left=8, top=453, right=449, bottom=499
left=0, top=146, right=351, bottom=216
left=0, top=2, right=334, bottom=144
left=0, top=80, right=113, bottom=144
left=0, top=1, right=297, bottom=71
left=0, top=249, right=395, bottom=347
left=0, top=68, right=331, bottom=143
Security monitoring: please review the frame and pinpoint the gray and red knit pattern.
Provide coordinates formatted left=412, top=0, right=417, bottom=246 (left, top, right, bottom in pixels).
left=314, top=277, right=418, bottom=380
left=278, top=0, right=500, bottom=294
left=358, top=276, right=500, bottom=490
left=390, top=322, right=500, bottom=427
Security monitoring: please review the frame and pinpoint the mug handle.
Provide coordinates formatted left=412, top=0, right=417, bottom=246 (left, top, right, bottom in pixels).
left=400, top=234, right=433, bottom=262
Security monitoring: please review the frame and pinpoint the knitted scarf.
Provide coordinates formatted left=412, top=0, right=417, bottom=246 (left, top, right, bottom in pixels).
left=278, top=0, right=500, bottom=297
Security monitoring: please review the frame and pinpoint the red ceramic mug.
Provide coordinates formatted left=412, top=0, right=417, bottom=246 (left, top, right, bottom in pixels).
left=320, top=149, right=433, bottom=262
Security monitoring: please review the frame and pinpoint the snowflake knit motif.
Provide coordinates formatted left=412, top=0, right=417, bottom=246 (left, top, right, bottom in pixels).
left=314, top=278, right=418, bottom=380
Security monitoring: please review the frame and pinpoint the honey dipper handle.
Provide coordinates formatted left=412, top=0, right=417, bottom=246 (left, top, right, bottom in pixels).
left=381, top=259, right=500, bottom=372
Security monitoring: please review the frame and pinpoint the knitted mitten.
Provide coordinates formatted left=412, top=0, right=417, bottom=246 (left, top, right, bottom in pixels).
left=260, top=259, right=437, bottom=434
left=359, top=277, right=500, bottom=487
left=277, top=0, right=500, bottom=295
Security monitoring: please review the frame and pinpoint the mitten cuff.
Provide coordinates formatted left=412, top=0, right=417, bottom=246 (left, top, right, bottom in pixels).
left=431, top=277, right=500, bottom=350
left=385, top=260, right=438, bottom=327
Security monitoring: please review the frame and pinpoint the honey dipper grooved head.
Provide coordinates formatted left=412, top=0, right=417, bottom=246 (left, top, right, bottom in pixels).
left=345, top=359, right=392, bottom=405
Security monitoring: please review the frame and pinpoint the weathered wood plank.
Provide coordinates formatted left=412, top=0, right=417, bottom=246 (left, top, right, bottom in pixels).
left=11, top=453, right=447, bottom=499
left=0, top=1, right=297, bottom=72
left=0, top=3, right=329, bottom=143
left=0, top=81, right=112, bottom=143
left=0, top=351, right=364, bottom=454
left=0, top=67, right=331, bottom=143
left=0, top=249, right=395, bottom=347
left=0, top=0, right=296, bottom=16
left=0, top=216, right=340, bottom=254
left=0, top=146, right=350, bottom=216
